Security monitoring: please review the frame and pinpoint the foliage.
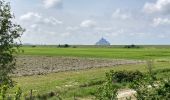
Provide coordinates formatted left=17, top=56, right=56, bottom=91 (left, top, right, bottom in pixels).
left=0, top=0, right=24, bottom=99
left=124, top=44, right=140, bottom=48
left=14, top=87, right=22, bottom=100
left=0, top=85, right=22, bottom=100
left=31, top=45, right=36, bottom=48
left=96, top=65, right=170, bottom=100
left=95, top=71, right=120, bottom=100
left=130, top=61, right=170, bottom=99
left=58, top=44, right=70, bottom=48
left=110, top=70, right=144, bottom=83
left=0, top=85, right=8, bottom=99
left=0, top=0, right=24, bottom=86
left=131, top=77, right=170, bottom=99
left=96, top=70, right=143, bottom=99
left=96, top=82, right=119, bottom=100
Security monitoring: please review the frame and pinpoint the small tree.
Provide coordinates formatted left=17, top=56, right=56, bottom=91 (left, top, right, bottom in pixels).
left=0, top=0, right=24, bottom=86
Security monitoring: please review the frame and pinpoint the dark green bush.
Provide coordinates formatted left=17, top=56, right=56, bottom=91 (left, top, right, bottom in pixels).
left=110, top=70, right=144, bottom=83
left=58, top=44, right=70, bottom=48
left=31, top=45, right=36, bottom=48
left=124, top=44, right=140, bottom=48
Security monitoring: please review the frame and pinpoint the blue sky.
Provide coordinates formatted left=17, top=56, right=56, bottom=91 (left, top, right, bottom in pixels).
left=8, top=0, right=170, bottom=45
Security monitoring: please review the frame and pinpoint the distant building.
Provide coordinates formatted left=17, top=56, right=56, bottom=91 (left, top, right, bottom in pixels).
left=95, top=37, right=110, bottom=45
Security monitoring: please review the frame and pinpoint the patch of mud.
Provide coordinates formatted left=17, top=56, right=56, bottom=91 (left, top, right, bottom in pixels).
left=13, top=56, right=144, bottom=76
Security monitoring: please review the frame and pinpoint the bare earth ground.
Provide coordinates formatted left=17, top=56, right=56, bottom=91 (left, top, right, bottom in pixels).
left=14, top=56, right=144, bottom=76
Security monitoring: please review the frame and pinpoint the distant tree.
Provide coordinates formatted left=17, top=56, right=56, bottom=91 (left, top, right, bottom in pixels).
left=58, top=44, right=61, bottom=47
left=0, top=0, right=24, bottom=86
left=124, top=44, right=140, bottom=48
left=58, top=44, right=70, bottom=48
left=31, top=45, right=36, bottom=48
left=64, top=44, right=69, bottom=48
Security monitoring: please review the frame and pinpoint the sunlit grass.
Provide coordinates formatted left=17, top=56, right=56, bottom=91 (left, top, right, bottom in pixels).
left=20, top=46, right=170, bottom=59
left=12, top=61, right=170, bottom=99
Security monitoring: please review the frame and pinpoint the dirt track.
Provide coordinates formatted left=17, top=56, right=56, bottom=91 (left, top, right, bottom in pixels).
left=13, top=56, right=144, bottom=76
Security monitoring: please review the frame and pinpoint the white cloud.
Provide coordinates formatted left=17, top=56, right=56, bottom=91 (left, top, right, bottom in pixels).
left=43, top=17, right=63, bottom=25
left=80, top=20, right=97, bottom=28
left=129, top=32, right=147, bottom=37
left=19, top=12, right=42, bottom=21
left=61, top=32, right=71, bottom=37
left=112, top=9, right=130, bottom=20
left=29, top=24, right=41, bottom=31
left=94, top=27, right=112, bottom=31
left=43, top=0, right=63, bottom=9
left=30, top=24, right=38, bottom=29
left=143, top=0, right=170, bottom=14
left=20, top=12, right=63, bottom=26
left=66, top=26, right=79, bottom=31
left=152, top=17, right=170, bottom=26
left=158, top=34, right=166, bottom=38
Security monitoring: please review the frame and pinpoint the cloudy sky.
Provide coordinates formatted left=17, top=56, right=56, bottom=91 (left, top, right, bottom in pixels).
left=7, top=0, right=170, bottom=45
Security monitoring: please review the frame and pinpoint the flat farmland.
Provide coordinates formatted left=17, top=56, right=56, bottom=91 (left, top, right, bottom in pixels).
left=20, top=46, right=170, bottom=59
left=11, top=45, right=170, bottom=99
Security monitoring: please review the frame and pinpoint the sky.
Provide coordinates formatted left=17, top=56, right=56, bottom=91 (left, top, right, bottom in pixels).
left=7, top=0, right=170, bottom=45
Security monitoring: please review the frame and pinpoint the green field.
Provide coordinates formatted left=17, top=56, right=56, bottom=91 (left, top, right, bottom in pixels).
left=11, top=46, right=170, bottom=99
left=13, top=62, right=170, bottom=99
left=21, top=46, right=170, bottom=59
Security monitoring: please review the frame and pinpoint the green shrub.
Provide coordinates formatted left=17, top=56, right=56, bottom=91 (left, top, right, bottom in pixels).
left=15, top=87, right=22, bottom=100
left=96, top=70, right=144, bottom=100
left=0, top=85, right=8, bottom=99
left=96, top=65, right=170, bottom=100
left=110, top=70, right=144, bottom=83
left=31, top=45, right=36, bottom=48
left=0, top=85, right=22, bottom=100
left=96, top=71, right=119, bottom=100
left=58, top=44, right=70, bottom=48
left=124, top=44, right=140, bottom=48
left=131, top=78, right=170, bottom=99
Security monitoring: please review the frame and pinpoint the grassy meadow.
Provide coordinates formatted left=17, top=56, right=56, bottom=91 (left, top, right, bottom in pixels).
left=11, top=45, right=170, bottom=99
left=21, top=45, right=170, bottom=59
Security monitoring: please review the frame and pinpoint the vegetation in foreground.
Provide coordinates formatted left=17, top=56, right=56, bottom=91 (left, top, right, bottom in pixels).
left=97, top=61, right=170, bottom=100
left=0, top=0, right=24, bottom=99
left=10, top=61, right=170, bottom=99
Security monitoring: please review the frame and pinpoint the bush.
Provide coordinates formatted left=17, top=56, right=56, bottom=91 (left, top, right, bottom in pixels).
left=0, top=85, right=8, bottom=99
left=31, top=45, right=36, bottom=48
left=96, top=70, right=144, bottom=100
left=131, top=78, right=170, bottom=99
left=124, top=44, right=140, bottom=48
left=58, top=44, right=70, bottom=48
left=95, top=71, right=119, bottom=100
left=110, top=70, right=144, bottom=83
left=96, top=65, right=170, bottom=100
